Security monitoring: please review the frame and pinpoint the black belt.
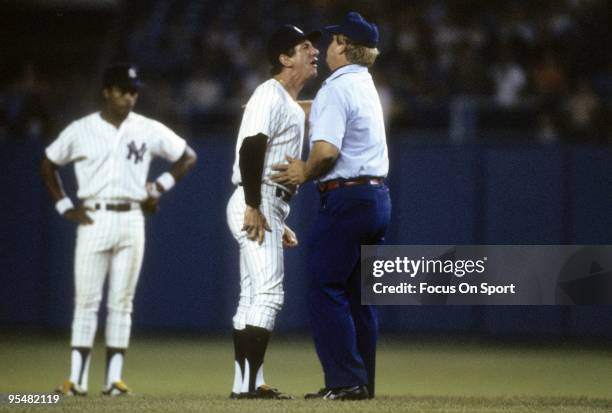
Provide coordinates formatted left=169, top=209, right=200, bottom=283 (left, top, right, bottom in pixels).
left=94, top=203, right=133, bottom=212
left=318, top=177, right=384, bottom=193
left=275, top=187, right=292, bottom=203
left=238, top=184, right=292, bottom=203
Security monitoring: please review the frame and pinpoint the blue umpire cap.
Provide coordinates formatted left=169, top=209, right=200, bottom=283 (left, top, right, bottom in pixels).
left=103, top=63, right=144, bottom=90
left=267, top=25, right=321, bottom=66
left=325, top=11, right=379, bottom=48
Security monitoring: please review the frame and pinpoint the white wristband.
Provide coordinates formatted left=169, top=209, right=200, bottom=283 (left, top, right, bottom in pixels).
left=55, top=197, right=75, bottom=215
left=156, top=172, right=176, bottom=192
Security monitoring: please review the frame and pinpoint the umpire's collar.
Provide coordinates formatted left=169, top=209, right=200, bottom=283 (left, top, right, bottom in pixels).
left=323, top=64, right=368, bottom=86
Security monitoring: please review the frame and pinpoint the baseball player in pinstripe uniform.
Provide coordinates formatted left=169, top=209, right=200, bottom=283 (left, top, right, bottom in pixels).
left=226, top=25, right=319, bottom=399
left=40, top=63, right=197, bottom=396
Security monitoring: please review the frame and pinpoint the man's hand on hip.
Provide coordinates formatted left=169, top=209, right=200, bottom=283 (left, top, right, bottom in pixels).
left=140, top=197, right=160, bottom=215
left=64, top=205, right=94, bottom=225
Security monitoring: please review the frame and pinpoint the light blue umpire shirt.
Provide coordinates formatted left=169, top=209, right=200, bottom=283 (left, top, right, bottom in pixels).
left=309, top=63, right=389, bottom=182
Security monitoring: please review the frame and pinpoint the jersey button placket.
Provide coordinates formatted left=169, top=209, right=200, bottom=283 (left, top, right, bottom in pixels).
left=110, top=123, right=126, bottom=201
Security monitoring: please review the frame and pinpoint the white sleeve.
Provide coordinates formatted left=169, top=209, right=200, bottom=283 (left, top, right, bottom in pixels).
left=150, top=120, right=187, bottom=162
left=309, top=86, right=347, bottom=150
left=239, top=84, right=282, bottom=140
left=45, top=122, right=77, bottom=166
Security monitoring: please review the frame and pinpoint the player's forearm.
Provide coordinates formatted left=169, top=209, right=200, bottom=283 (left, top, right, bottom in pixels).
left=153, top=146, right=197, bottom=195
left=239, top=134, right=268, bottom=208
left=304, top=141, right=339, bottom=181
left=40, top=156, right=67, bottom=203
left=168, top=145, right=197, bottom=182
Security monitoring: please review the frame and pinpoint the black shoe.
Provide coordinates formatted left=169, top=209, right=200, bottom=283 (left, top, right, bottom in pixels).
left=317, top=385, right=369, bottom=401
left=240, top=384, right=293, bottom=400
left=229, top=392, right=240, bottom=400
left=304, top=388, right=330, bottom=399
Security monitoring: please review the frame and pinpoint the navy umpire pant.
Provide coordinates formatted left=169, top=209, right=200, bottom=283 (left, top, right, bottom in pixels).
left=308, top=183, right=391, bottom=397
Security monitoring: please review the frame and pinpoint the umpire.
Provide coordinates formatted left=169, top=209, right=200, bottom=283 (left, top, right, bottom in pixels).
left=272, top=11, right=391, bottom=400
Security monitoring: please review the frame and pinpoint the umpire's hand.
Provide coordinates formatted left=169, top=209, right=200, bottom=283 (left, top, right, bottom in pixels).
left=271, top=156, right=307, bottom=186
left=63, top=205, right=94, bottom=225
left=243, top=206, right=271, bottom=245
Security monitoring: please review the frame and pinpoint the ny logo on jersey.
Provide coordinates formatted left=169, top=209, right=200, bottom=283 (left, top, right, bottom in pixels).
left=127, top=141, right=147, bottom=164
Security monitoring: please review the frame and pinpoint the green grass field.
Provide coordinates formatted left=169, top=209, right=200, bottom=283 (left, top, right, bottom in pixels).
left=1, top=332, right=611, bottom=412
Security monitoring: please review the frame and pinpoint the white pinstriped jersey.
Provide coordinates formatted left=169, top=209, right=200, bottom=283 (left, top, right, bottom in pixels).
left=231, top=79, right=305, bottom=191
left=46, top=112, right=186, bottom=202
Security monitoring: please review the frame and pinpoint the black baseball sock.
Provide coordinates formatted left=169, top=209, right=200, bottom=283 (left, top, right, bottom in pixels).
left=105, top=347, right=126, bottom=388
left=232, top=328, right=248, bottom=393
left=244, top=325, right=271, bottom=392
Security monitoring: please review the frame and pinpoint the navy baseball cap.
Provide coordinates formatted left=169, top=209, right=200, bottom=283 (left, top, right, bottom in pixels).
left=325, top=11, right=379, bottom=48
left=103, top=63, right=144, bottom=90
left=267, top=25, right=321, bottom=66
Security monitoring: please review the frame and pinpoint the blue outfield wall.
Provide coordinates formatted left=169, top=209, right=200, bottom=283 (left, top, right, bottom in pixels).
left=2, top=137, right=612, bottom=337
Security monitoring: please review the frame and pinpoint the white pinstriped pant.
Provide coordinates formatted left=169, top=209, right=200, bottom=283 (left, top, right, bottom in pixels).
left=226, top=185, right=290, bottom=331
left=71, top=204, right=144, bottom=348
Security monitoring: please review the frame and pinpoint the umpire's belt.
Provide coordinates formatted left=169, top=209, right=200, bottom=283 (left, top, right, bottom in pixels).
left=318, top=177, right=384, bottom=193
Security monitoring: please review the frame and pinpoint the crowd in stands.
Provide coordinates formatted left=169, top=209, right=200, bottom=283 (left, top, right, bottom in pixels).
left=2, top=0, right=611, bottom=142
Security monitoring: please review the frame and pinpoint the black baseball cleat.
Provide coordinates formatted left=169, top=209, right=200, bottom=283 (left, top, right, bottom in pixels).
left=305, top=385, right=369, bottom=400
left=304, top=387, right=329, bottom=399
left=229, top=392, right=240, bottom=400
left=238, top=384, right=293, bottom=399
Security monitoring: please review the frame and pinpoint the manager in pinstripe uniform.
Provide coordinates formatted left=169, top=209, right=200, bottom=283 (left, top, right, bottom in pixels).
left=272, top=12, right=391, bottom=400
left=40, top=63, right=197, bottom=396
left=226, top=25, right=319, bottom=399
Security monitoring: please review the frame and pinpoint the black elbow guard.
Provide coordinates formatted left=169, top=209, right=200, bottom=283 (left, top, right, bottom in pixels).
left=239, top=133, right=268, bottom=208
